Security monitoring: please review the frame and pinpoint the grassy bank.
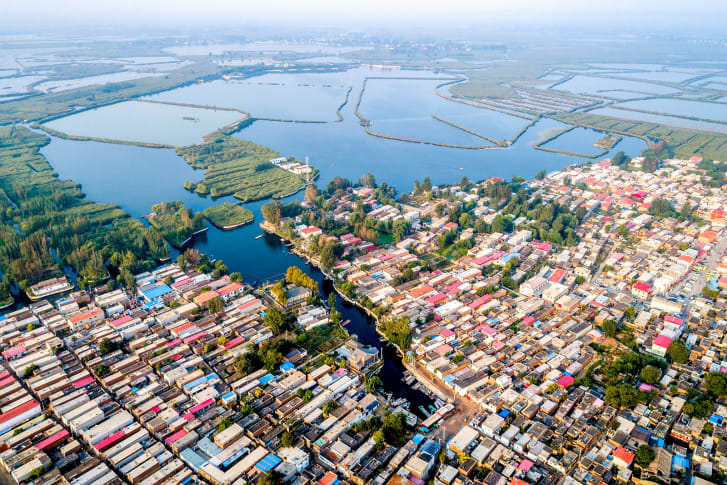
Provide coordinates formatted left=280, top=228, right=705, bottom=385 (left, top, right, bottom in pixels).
left=148, top=201, right=207, bottom=248
left=552, top=112, right=727, bottom=161
left=203, top=203, right=254, bottom=229
left=0, top=126, right=169, bottom=288
left=177, top=135, right=305, bottom=202
left=0, top=62, right=225, bottom=125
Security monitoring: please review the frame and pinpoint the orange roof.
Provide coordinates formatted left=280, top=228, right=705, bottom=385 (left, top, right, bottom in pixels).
left=613, top=446, right=634, bottom=465
left=407, top=285, right=436, bottom=299
left=68, top=307, right=103, bottom=324
left=218, top=282, right=242, bottom=296
left=194, top=290, right=220, bottom=303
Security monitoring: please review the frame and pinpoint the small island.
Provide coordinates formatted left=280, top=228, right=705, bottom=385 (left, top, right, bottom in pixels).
left=147, top=201, right=207, bottom=248
left=177, top=135, right=311, bottom=202
left=593, top=133, right=622, bottom=150
left=203, top=203, right=254, bottom=230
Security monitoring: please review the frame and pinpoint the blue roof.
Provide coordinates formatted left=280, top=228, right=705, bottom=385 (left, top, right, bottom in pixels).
left=280, top=362, right=294, bottom=372
left=672, top=455, right=689, bottom=468
left=497, top=409, right=511, bottom=418
left=58, top=298, right=74, bottom=305
left=180, top=449, right=205, bottom=469
left=255, top=453, right=282, bottom=473
left=710, top=415, right=723, bottom=425
left=142, top=284, right=172, bottom=301
left=412, top=434, right=425, bottom=445
left=258, top=373, right=275, bottom=385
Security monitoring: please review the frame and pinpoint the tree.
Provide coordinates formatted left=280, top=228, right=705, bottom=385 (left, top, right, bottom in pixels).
left=372, top=429, right=384, bottom=445
left=217, top=417, right=234, bottom=433
left=381, top=411, right=407, bottom=445
left=296, top=388, right=313, bottom=402
left=624, top=306, right=636, bottom=321
left=602, top=319, right=619, bottom=338
left=99, top=338, right=118, bottom=356
left=304, top=184, right=318, bottom=204
left=280, top=430, right=295, bottom=448
left=705, top=372, right=727, bottom=396
left=618, top=224, right=628, bottom=238
left=259, top=470, right=284, bottom=485
left=634, top=445, right=656, bottom=468
left=24, top=364, right=38, bottom=378
left=320, top=241, right=344, bottom=270
left=229, top=272, right=242, bottom=283
left=208, top=296, right=224, bottom=314
left=667, top=340, right=690, bottom=364
left=264, top=307, right=285, bottom=335
left=322, top=400, right=339, bottom=417
left=605, top=384, right=639, bottom=409
left=328, top=292, right=336, bottom=310
left=640, top=366, right=661, bottom=385
left=95, top=364, right=110, bottom=377
left=359, top=173, right=376, bottom=187
left=366, top=375, right=382, bottom=393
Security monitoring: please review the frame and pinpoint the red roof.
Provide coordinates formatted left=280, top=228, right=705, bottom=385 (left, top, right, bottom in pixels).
left=109, top=315, right=133, bottom=327
left=613, top=446, right=635, bottom=465
left=557, top=375, right=575, bottom=387
left=94, top=430, right=125, bottom=451
left=301, top=226, right=322, bottom=234
left=0, top=400, right=40, bottom=425
left=73, top=376, right=95, bottom=389
left=68, top=307, right=103, bottom=324
left=549, top=268, right=565, bottom=283
left=164, top=429, right=188, bottom=444
left=319, top=472, right=339, bottom=485
left=223, top=336, right=244, bottom=348
left=653, top=334, right=673, bottom=349
left=469, top=294, right=493, bottom=309
left=35, top=429, right=69, bottom=451
left=632, top=282, right=652, bottom=293
left=188, top=398, right=215, bottom=415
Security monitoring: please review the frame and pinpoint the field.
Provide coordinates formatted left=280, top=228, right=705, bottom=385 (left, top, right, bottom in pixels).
left=149, top=201, right=207, bottom=248
left=552, top=112, right=727, bottom=161
left=0, top=62, right=224, bottom=125
left=203, top=203, right=254, bottom=229
left=0, top=126, right=169, bottom=287
left=177, top=135, right=305, bottom=202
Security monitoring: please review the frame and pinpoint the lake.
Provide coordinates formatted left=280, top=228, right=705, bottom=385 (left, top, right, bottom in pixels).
left=551, top=75, right=680, bottom=97
left=35, top=66, right=649, bottom=411
left=617, top=98, right=727, bottom=122
left=44, top=100, right=245, bottom=145
left=591, top=107, right=727, bottom=134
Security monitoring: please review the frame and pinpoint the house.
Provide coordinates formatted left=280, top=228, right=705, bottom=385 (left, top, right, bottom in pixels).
left=613, top=447, right=635, bottom=469
left=651, top=335, right=673, bottom=357
left=632, top=282, right=652, bottom=300
left=300, top=226, right=323, bottom=239
left=67, top=307, right=104, bottom=331
left=520, top=276, right=548, bottom=297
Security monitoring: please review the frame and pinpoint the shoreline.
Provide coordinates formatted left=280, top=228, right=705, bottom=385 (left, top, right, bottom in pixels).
left=259, top=220, right=450, bottom=402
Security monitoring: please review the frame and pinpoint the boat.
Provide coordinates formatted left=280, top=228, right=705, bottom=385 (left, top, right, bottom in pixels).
left=418, top=405, right=432, bottom=417
left=435, top=399, right=446, bottom=408
left=341, top=320, right=350, bottom=327
left=252, top=281, right=258, bottom=287
left=255, top=234, right=264, bottom=240
left=428, top=404, right=437, bottom=412
left=280, top=238, right=285, bottom=242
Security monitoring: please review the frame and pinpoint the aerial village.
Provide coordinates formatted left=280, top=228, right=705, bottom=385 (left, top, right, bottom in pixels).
left=2, top=153, right=727, bottom=485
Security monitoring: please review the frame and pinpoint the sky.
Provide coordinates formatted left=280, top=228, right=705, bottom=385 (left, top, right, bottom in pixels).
left=3, top=0, right=726, bottom=31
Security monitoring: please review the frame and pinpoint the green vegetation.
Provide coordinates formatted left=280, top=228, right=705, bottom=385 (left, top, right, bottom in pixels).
left=0, top=62, right=221, bottom=124
left=705, top=371, right=727, bottom=396
left=99, top=338, right=119, bottom=355
left=94, top=364, right=110, bottom=377
left=203, top=203, right=254, bottom=229
left=24, top=364, right=38, bottom=378
left=177, top=135, right=306, bottom=202
left=553, top=112, right=727, bottom=162
left=667, top=340, right=690, bottom=363
left=217, top=417, right=234, bottom=433
left=380, top=316, right=412, bottom=350
left=634, top=445, right=656, bottom=468
left=450, top=61, right=546, bottom=100
left=322, top=399, right=339, bottom=417
left=149, top=201, right=207, bottom=248
left=285, top=266, right=318, bottom=294
left=0, top=126, right=168, bottom=289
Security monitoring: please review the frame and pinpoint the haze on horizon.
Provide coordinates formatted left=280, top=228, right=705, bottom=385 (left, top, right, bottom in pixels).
left=3, top=0, right=726, bottom=33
